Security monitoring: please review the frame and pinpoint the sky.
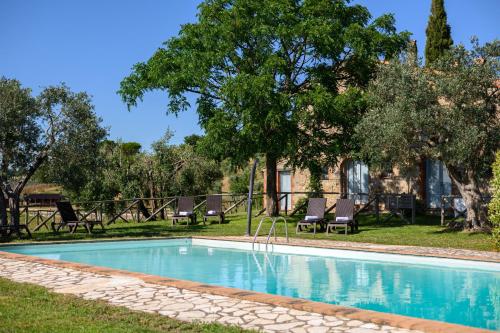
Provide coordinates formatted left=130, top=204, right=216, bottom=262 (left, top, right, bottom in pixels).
left=1, top=0, right=499, bottom=149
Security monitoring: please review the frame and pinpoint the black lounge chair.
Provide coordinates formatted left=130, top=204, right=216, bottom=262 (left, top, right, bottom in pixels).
left=0, top=197, right=32, bottom=238
left=203, top=195, right=225, bottom=224
left=53, top=201, right=105, bottom=234
left=172, top=197, right=197, bottom=225
left=326, top=199, right=357, bottom=235
left=296, top=198, right=327, bottom=234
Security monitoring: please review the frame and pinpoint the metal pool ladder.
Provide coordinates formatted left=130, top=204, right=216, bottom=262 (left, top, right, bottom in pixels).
left=252, top=216, right=288, bottom=251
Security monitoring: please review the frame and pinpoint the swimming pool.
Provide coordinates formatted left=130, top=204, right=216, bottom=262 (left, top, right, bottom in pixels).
left=1, top=238, right=499, bottom=330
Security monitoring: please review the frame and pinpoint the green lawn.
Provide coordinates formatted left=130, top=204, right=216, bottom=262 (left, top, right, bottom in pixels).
left=3, top=211, right=495, bottom=251
left=0, top=278, right=251, bottom=333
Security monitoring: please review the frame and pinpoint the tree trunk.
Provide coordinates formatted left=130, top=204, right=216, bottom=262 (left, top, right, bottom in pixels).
left=8, top=192, right=21, bottom=231
left=265, top=154, right=279, bottom=216
left=446, top=165, right=489, bottom=230
left=0, top=188, right=7, bottom=227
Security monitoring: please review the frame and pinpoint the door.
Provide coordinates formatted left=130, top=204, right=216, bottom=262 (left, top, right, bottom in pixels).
left=279, top=171, right=291, bottom=211
left=346, top=160, right=369, bottom=203
left=426, top=160, right=452, bottom=208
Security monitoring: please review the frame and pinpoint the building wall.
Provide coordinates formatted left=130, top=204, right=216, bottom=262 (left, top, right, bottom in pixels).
left=226, top=157, right=465, bottom=212
left=270, top=159, right=422, bottom=211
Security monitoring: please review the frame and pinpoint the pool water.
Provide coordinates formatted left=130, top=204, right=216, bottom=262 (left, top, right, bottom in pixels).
left=1, top=239, right=499, bottom=330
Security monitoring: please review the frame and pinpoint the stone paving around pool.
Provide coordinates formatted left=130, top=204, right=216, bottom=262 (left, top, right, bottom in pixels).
left=0, top=257, right=422, bottom=333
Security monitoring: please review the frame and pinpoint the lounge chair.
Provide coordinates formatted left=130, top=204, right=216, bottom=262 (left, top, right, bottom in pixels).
left=53, top=201, right=105, bottom=234
left=326, top=199, right=356, bottom=235
left=203, top=195, right=225, bottom=224
left=296, top=198, right=327, bottom=234
left=172, top=197, right=197, bottom=225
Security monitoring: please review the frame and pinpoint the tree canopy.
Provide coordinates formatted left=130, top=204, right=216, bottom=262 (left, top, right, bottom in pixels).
left=356, top=40, right=500, bottom=230
left=0, top=77, right=107, bottom=228
left=119, top=0, right=409, bottom=215
left=47, top=132, right=224, bottom=205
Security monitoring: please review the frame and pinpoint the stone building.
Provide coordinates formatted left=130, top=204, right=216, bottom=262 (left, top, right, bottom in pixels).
left=264, top=158, right=454, bottom=212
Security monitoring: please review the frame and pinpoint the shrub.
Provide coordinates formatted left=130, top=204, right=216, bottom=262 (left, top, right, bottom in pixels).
left=489, top=152, right=500, bottom=250
left=294, top=197, right=309, bottom=215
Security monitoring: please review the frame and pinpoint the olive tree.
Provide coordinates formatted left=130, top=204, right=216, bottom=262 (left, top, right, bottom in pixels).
left=0, top=77, right=107, bottom=232
left=356, top=40, right=500, bottom=230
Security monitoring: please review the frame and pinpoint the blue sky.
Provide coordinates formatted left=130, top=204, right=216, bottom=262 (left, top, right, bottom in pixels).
left=1, top=0, right=498, bottom=149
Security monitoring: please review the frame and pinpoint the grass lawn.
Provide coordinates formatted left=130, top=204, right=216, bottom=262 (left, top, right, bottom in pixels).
left=2, top=211, right=495, bottom=251
left=0, top=277, right=250, bottom=333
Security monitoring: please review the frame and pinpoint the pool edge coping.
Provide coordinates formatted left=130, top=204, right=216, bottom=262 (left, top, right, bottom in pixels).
left=196, top=236, right=500, bottom=264
left=0, top=239, right=494, bottom=333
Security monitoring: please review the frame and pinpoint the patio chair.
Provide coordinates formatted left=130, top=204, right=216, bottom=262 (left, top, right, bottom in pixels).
left=326, top=199, right=357, bottom=235
left=0, top=197, right=32, bottom=238
left=296, top=198, right=327, bottom=234
left=172, top=197, right=197, bottom=225
left=53, top=201, right=105, bottom=234
left=203, top=195, right=225, bottom=224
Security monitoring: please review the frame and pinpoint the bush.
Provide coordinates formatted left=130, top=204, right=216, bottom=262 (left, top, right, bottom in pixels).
left=489, top=152, right=500, bottom=250
left=294, top=197, right=309, bottom=214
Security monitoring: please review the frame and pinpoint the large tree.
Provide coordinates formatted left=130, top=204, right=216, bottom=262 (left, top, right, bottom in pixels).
left=119, top=0, right=408, bottom=216
left=0, top=77, right=107, bottom=232
left=425, top=0, right=453, bottom=65
left=356, top=40, right=500, bottom=230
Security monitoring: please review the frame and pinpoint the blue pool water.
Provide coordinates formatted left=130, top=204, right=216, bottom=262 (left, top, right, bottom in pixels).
left=1, top=239, right=499, bottom=330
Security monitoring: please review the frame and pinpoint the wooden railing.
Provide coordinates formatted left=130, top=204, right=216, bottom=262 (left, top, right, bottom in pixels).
left=15, top=191, right=423, bottom=233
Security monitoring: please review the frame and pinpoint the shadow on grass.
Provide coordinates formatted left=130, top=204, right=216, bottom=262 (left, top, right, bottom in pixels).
left=0, top=221, right=214, bottom=243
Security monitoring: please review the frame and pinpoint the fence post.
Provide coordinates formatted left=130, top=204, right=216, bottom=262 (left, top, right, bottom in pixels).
left=411, top=194, right=415, bottom=224
left=440, top=196, right=445, bottom=226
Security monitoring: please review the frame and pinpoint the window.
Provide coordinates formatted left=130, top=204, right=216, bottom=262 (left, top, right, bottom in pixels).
left=321, top=166, right=329, bottom=180
left=346, top=160, right=369, bottom=203
left=426, top=160, right=451, bottom=208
